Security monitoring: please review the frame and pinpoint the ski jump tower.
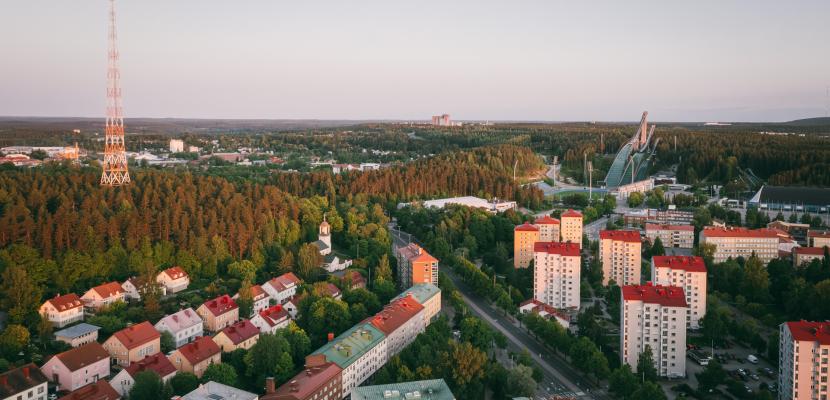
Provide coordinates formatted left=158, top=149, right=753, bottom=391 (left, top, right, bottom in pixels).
left=602, top=111, right=658, bottom=188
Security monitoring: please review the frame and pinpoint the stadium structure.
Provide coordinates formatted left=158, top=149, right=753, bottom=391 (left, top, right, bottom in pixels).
left=603, top=111, right=659, bottom=188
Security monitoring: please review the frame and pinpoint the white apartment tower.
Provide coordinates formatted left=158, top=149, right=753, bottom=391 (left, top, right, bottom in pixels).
left=779, top=321, right=830, bottom=400
left=533, top=242, right=581, bottom=310
left=621, top=284, right=688, bottom=378
left=535, top=215, right=560, bottom=242
left=651, top=256, right=707, bottom=329
left=600, top=230, right=643, bottom=286
left=560, top=209, right=583, bottom=248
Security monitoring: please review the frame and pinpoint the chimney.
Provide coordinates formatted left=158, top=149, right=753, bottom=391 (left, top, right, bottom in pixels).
left=327, top=332, right=335, bottom=342
left=23, top=366, right=30, bottom=379
left=265, top=377, right=276, bottom=393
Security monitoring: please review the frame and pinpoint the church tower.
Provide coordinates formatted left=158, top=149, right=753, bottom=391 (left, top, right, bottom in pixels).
left=319, top=214, right=332, bottom=251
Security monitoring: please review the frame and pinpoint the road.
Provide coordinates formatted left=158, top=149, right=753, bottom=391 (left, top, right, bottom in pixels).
left=390, top=225, right=606, bottom=399
left=583, top=216, right=609, bottom=242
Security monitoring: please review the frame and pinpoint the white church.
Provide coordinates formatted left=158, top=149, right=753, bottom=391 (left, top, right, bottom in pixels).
left=313, top=215, right=352, bottom=273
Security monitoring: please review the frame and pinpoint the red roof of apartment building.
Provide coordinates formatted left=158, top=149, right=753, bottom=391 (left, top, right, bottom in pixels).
left=264, top=359, right=342, bottom=400
left=561, top=209, right=583, bottom=218
left=369, top=296, right=424, bottom=335
left=397, top=243, right=439, bottom=263
left=702, top=227, right=780, bottom=238
left=177, top=336, right=220, bottom=365
left=257, top=305, right=290, bottom=328
left=90, top=281, right=124, bottom=298
left=533, top=241, right=581, bottom=257
left=45, top=293, right=83, bottom=312
left=535, top=215, right=560, bottom=225
left=600, top=230, right=641, bottom=243
left=111, top=321, right=160, bottom=350
left=786, top=321, right=830, bottom=345
left=51, top=342, right=110, bottom=372
left=808, top=230, right=830, bottom=238
left=218, top=320, right=259, bottom=345
left=645, top=223, right=694, bottom=232
left=622, top=284, right=688, bottom=308
left=57, top=380, right=120, bottom=400
left=159, top=266, right=187, bottom=280
left=123, top=353, right=176, bottom=378
left=652, top=256, right=707, bottom=273
left=202, top=295, right=238, bottom=317
left=793, top=247, right=829, bottom=256
left=514, top=222, right=539, bottom=232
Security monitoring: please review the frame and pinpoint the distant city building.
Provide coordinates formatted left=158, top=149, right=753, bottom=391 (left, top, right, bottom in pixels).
left=54, top=323, right=100, bottom=348
left=40, top=342, right=110, bottom=392
left=394, top=243, right=438, bottom=288
left=169, top=139, right=185, bottom=153
left=645, top=223, right=694, bottom=249
left=350, top=379, right=455, bottom=400
left=0, top=154, right=42, bottom=167
left=651, top=256, right=707, bottom=329
left=809, top=230, right=830, bottom=248
left=155, top=308, right=204, bottom=349
left=518, top=299, right=571, bottom=329
left=779, top=321, right=830, bottom=400
left=614, top=178, right=655, bottom=200
left=700, top=227, right=780, bottom=263
left=750, top=185, right=830, bottom=214
left=422, top=196, right=517, bottom=213
left=180, top=381, right=258, bottom=400
left=621, top=284, right=688, bottom=378
left=513, top=223, right=539, bottom=269
left=560, top=209, right=584, bottom=248
left=0, top=364, right=48, bottom=400
left=623, top=208, right=694, bottom=227
left=431, top=114, right=453, bottom=127
left=792, top=247, right=828, bottom=267
left=600, top=230, right=642, bottom=286
left=532, top=242, right=581, bottom=310
left=102, top=321, right=160, bottom=367
left=39, top=293, right=84, bottom=328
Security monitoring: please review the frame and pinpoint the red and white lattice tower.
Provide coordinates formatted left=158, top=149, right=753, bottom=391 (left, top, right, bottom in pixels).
left=100, top=0, right=130, bottom=186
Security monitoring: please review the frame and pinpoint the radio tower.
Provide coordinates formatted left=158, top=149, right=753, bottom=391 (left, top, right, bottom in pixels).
left=100, top=0, right=130, bottom=186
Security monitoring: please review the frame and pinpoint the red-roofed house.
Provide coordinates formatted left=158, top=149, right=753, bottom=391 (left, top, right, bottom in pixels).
left=600, top=230, right=642, bottom=286
left=213, top=320, right=260, bottom=352
left=320, top=283, right=342, bottom=300
left=793, top=246, right=828, bottom=266
left=514, top=222, right=540, bottom=269
left=156, top=267, right=190, bottom=293
left=262, top=273, right=302, bottom=304
left=121, top=277, right=166, bottom=301
left=700, top=227, right=780, bottom=263
left=81, top=282, right=125, bottom=312
left=110, top=353, right=177, bottom=396
left=0, top=364, right=48, bottom=400
left=196, top=295, right=239, bottom=332
left=251, top=305, right=291, bottom=335
left=645, top=223, right=695, bottom=249
left=533, top=242, right=581, bottom=309
left=651, top=256, right=707, bottom=329
left=168, top=336, right=221, bottom=378
left=102, top=321, right=161, bottom=367
left=40, top=342, right=110, bottom=391
left=621, top=284, right=688, bottom=378
left=369, top=296, right=425, bottom=356
left=560, top=209, right=583, bottom=248
left=534, top=215, right=561, bottom=242
left=341, top=270, right=366, bottom=290
left=395, top=243, right=439, bottom=287
left=262, top=355, right=343, bottom=400
left=57, top=380, right=120, bottom=400
left=233, top=284, right=270, bottom=317
left=780, top=321, right=830, bottom=400
left=519, top=299, right=571, bottom=329
left=39, top=293, right=84, bottom=328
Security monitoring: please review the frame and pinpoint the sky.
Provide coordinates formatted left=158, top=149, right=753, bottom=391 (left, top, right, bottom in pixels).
left=1, top=1, right=829, bottom=122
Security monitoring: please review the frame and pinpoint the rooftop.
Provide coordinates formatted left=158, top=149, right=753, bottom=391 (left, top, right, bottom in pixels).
left=393, top=283, right=441, bottom=305
left=351, top=379, right=455, bottom=400
left=265, top=360, right=342, bottom=400
left=652, top=256, right=707, bottom=273
left=793, top=247, right=829, bottom=256
left=809, top=230, right=830, bottom=239
left=534, top=215, right=560, bottom=225
left=533, top=241, right=580, bottom=257
left=519, top=299, right=571, bottom=322
left=201, top=294, right=238, bottom=316
left=176, top=336, right=220, bottom=365
left=123, top=353, right=176, bottom=379
left=89, top=281, right=124, bottom=298
left=370, top=296, right=424, bottom=335
left=0, top=364, right=48, bottom=398
left=560, top=209, right=583, bottom=218
left=110, top=321, right=160, bottom=350
left=266, top=272, right=302, bottom=293
left=786, top=321, right=830, bottom=345
left=54, top=323, right=101, bottom=339
left=157, top=308, right=202, bottom=332
left=702, top=227, right=780, bottom=239
left=218, top=320, right=260, bottom=345
left=257, top=305, right=290, bottom=327
left=750, top=185, right=830, bottom=206
left=396, top=243, right=439, bottom=264
left=57, top=380, right=120, bottom=400
left=181, top=381, right=258, bottom=400
left=600, top=230, right=641, bottom=243
left=159, top=266, right=188, bottom=280
left=622, top=284, right=688, bottom=308
left=645, top=223, right=694, bottom=232
left=51, top=342, right=110, bottom=371
left=313, top=322, right=386, bottom=369
left=44, top=293, right=83, bottom=312
left=514, top=222, right=539, bottom=232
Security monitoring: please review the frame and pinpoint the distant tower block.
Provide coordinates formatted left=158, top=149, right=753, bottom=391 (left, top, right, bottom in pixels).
left=100, top=0, right=130, bottom=186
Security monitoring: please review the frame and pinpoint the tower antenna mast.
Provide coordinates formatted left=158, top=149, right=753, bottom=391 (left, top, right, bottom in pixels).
left=100, top=0, right=130, bottom=186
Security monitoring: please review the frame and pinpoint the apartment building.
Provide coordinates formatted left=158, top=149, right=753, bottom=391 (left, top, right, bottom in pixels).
left=699, top=227, right=780, bottom=264
left=110, top=353, right=176, bottom=396
left=213, top=320, right=260, bottom=352
left=650, top=256, right=707, bottom=329
left=393, top=283, right=442, bottom=324
left=369, top=296, right=425, bottom=357
left=197, top=295, right=239, bottom=332
left=395, top=243, right=439, bottom=288
left=809, top=230, right=830, bottom=248
left=535, top=215, right=561, bottom=242
left=779, top=321, right=830, bottom=400
left=261, top=356, right=342, bottom=400
left=168, top=336, right=221, bottom=378
left=560, top=209, right=584, bottom=248
left=793, top=247, right=828, bottom=267
left=102, top=321, right=161, bottom=367
left=40, top=342, right=110, bottom=392
left=513, top=223, right=540, bottom=269
left=155, top=308, right=204, bottom=349
left=312, top=323, right=388, bottom=397
left=621, top=284, right=688, bottom=378
left=532, top=242, right=581, bottom=309
left=600, top=230, right=643, bottom=286
left=350, top=379, right=455, bottom=400
left=39, top=293, right=84, bottom=328
left=645, top=224, right=694, bottom=249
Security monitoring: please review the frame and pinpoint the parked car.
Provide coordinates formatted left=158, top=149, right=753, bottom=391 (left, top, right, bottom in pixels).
left=762, top=367, right=774, bottom=377
left=747, top=354, right=759, bottom=364
left=750, top=373, right=760, bottom=381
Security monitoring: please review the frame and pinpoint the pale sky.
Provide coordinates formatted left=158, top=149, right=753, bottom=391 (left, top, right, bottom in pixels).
left=1, top=1, right=829, bottom=122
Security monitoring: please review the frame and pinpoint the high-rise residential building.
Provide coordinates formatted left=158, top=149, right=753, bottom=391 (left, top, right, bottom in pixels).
left=600, top=230, right=642, bottom=286
left=395, top=243, right=439, bottom=288
left=699, top=227, right=780, bottom=263
left=514, top=223, right=540, bottom=268
left=621, top=284, right=688, bottom=378
left=645, top=224, right=694, bottom=249
left=535, top=215, right=560, bottom=242
left=533, top=242, right=581, bottom=309
left=650, top=256, right=707, bottom=329
left=779, top=321, right=830, bottom=400
left=560, top=209, right=583, bottom=248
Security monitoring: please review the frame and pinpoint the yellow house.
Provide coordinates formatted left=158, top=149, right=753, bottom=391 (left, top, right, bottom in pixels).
left=212, top=320, right=260, bottom=352
left=168, top=336, right=221, bottom=378
left=102, top=321, right=160, bottom=367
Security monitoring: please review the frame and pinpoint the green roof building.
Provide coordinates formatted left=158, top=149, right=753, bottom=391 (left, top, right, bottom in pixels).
left=312, top=321, right=387, bottom=394
left=351, top=379, right=455, bottom=400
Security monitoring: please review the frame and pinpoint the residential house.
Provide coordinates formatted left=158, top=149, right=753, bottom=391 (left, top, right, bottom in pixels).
left=196, top=295, right=239, bottom=332
left=39, top=293, right=84, bottom=328
left=155, top=308, right=203, bottom=349
left=40, top=342, right=110, bottom=392
left=180, top=381, right=258, bottom=400
left=121, top=277, right=166, bottom=301
left=156, top=267, right=190, bottom=294
left=168, top=336, right=221, bottom=378
left=81, top=282, right=125, bottom=313
left=109, top=353, right=176, bottom=396
left=251, top=305, right=291, bottom=335
left=0, top=364, right=48, bottom=400
left=262, top=273, right=302, bottom=305
left=212, top=320, right=260, bottom=352
left=102, top=321, right=160, bottom=367
left=56, top=380, right=120, bottom=400
left=233, top=284, right=270, bottom=317
left=54, top=323, right=100, bottom=348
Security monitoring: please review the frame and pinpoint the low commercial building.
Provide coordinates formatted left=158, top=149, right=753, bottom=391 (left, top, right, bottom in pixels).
left=532, top=242, right=581, bottom=310
left=261, top=355, right=342, bottom=400
left=749, top=185, right=830, bottom=214
left=778, top=321, right=830, bottom=400
left=651, top=256, right=707, bottom=329
left=645, top=224, right=694, bottom=249
left=700, top=227, right=780, bottom=264
left=54, top=323, right=100, bottom=348
left=57, top=380, right=120, bottom=400
left=213, top=320, right=260, bottom=352
left=180, top=381, right=258, bottom=400
left=350, top=379, right=455, bottom=400
left=394, top=243, right=438, bottom=288
left=513, top=223, right=539, bottom=269
left=422, top=196, right=516, bottom=213
left=793, top=247, right=828, bottom=266
left=197, top=295, right=239, bottom=332
left=39, top=293, right=84, bottom=328
left=621, top=284, right=688, bottom=378
left=560, top=209, right=584, bottom=248
left=312, top=323, right=387, bottom=397
left=102, top=321, right=161, bottom=367
left=0, top=364, right=48, bottom=400
left=40, top=342, right=110, bottom=392
left=155, top=308, right=204, bottom=349
left=600, top=230, right=642, bottom=286
left=251, top=305, right=291, bottom=335
left=518, top=299, right=571, bottom=329
left=393, top=284, right=442, bottom=324
left=168, top=336, right=221, bottom=378
left=262, top=273, right=302, bottom=305
left=81, top=282, right=125, bottom=312
left=768, top=221, right=811, bottom=246
left=109, top=353, right=176, bottom=396
left=156, top=266, right=190, bottom=294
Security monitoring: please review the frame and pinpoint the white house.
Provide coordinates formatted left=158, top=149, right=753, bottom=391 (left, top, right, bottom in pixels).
left=110, top=353, right=176, bottom=396
left=156, top=266, right=190, bottom=294
left=262, top=273, right=301, bottom=305
left=154, top=308, right=204, bottom=349
left=250, top=305, right=291, bottom=335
